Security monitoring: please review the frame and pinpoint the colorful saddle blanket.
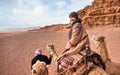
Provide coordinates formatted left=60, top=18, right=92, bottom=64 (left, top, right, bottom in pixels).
left=57, top=53, right=86, bottom=69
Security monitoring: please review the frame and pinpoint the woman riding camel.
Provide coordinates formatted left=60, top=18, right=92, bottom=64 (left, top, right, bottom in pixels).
left=60, top=11, right=90, bottom=57
left=55, top=11, right=92, bottom=75
left=46, top=12, right=106, bottom=75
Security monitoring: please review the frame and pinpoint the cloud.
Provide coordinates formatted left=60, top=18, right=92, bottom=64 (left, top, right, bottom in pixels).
left=68, top=0, right=93, bottom=11
left=11, top=0, right=53, bottom=27
left=10, top=0, right=70, bottom=28
left=0, top=0, right=94, bottom=28
left=55, top=1, right=66, bottom=9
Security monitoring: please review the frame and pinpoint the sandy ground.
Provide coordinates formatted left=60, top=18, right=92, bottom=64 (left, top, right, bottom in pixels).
left=0, top=27, right=120, bottom=75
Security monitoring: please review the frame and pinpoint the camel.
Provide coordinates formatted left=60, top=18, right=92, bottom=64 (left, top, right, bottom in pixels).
left=32, top=60, right=48, bottom=75
left=46, top=44, right=110, bottom=75
left=92, top=35, right=120, bottom=75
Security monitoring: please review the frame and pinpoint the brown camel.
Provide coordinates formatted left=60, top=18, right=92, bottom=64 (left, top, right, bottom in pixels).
left=46, top=44, right=110, bottom=75
left=92, top=35, right=120, bottom=75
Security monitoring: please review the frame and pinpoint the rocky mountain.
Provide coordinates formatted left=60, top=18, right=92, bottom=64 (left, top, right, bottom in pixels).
left=78, top=0, right=120, bottom=27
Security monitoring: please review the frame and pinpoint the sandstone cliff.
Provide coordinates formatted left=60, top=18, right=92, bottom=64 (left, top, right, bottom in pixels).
left=78, top=0, right=120, bottom=27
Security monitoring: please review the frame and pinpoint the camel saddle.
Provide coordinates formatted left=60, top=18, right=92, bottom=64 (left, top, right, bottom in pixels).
left=56, top=49, right=92, bottom=72
left=56, top=49, right=105, bottom=75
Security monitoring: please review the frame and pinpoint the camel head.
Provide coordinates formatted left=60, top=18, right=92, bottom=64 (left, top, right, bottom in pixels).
left=92, top=35, right=105, bottom=44
left=46, top=44, right=56, bottom=56
left=46, top=44, right=58, bottom=61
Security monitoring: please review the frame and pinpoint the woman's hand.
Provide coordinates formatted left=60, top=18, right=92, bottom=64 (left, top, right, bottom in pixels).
left=65, top=41, right=72, bottom=49
left=56, top=53, right=66, bottom=62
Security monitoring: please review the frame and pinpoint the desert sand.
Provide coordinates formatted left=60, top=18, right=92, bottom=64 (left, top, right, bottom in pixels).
left=0, top=26, right=120, bottom=75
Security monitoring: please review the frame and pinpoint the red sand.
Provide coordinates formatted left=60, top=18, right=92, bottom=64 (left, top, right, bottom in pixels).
left=0, top=27, right=120, bottom=75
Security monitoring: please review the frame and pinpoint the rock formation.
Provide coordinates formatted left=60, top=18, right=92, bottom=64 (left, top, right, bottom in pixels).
left=78, top=0, right=120, bottom=27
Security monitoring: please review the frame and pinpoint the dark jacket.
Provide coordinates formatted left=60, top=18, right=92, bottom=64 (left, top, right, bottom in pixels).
left=31, top=54, right=52, bottom=69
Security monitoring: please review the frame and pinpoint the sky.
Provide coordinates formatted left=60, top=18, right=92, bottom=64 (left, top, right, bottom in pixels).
left=0, top=0, right=94, bottom=28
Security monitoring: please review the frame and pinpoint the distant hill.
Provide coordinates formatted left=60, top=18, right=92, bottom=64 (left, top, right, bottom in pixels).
left=28, top=24, right=69, bottom=32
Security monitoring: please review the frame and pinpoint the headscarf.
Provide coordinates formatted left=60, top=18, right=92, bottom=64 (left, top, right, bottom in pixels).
left=35, top=49, right=42, bottom=55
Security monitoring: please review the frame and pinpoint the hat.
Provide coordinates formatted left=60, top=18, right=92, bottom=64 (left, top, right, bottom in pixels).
left=69, top=12, right=78, bottom=19
left=35, top=49, right=42, bottom=55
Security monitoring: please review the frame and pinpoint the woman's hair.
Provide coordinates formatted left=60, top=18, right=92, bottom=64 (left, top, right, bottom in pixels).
left=69, top=11, right=82, bottom=23
left=69, top=12, right=78, bottom=19
left=76, top=19, right=82, bottom=23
